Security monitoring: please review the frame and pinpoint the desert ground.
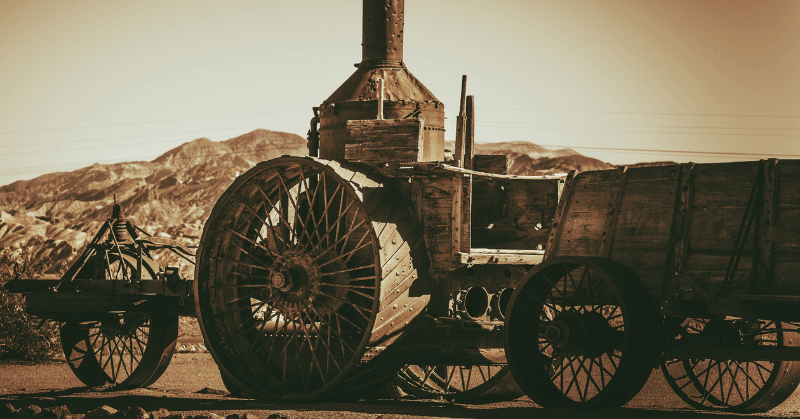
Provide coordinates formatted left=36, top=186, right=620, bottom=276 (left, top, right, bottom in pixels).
left=3, top=352, right=800, bottom=419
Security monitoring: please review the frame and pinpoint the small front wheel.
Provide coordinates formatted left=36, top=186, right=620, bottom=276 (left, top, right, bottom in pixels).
left=504, top=257, right=659, bottom=408
left=61, top=314, right=178, bottom=389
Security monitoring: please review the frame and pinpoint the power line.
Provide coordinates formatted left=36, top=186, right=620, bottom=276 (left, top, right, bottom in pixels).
left=480, top=124, right=800, bottom=139
left=534, top=144, right=800, bottom=159
left=480, top=107, right=800, bottom=119
left=0, top=109, right=310, bottom=135
left=481, top=121, right=800, bottom=131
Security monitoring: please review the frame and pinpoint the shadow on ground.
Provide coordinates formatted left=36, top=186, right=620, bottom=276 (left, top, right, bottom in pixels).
left=0, top=388, right=776, bottom=419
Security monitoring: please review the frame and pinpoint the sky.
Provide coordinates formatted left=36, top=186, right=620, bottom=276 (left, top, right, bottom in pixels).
left=1, top=0, right=799, bottom=187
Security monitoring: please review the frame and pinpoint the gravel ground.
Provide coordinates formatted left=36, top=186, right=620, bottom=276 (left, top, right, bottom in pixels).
left=3, top=353, right=800, bottom=418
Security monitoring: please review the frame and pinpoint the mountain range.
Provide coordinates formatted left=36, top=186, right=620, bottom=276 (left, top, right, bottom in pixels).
left=0, top=129, right=664, bottom=274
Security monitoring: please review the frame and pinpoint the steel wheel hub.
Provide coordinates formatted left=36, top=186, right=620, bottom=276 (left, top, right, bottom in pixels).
left=268, top=250, right=319, bottom=314
left=546, top=310, right=615, bottom=358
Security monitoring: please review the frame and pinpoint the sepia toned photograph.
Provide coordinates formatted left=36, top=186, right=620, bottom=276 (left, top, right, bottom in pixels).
left=1, top=1, right=799, bottom=418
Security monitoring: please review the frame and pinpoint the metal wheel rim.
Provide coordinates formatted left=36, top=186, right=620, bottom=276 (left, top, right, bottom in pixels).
left=195, top=157, right=382, bottom=400
left=61, top=314, right=177, bottom=389
left=395, top=365, right=518, bottom=401
left=661, top=318, right=799, bottom=412
left=506, top=257, right=657, bottom=408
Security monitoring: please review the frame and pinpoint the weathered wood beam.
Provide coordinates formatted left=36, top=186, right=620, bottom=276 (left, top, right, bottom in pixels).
left=598, top=166, right=628, bottom=258
left=472, top=155, right=507, bottom=175
left=345, top=119, right=424, bottom=162
left=464, top=95, right=475, bottom=170
left=661, top=163, right=694, bottom=299
left=754, top=158, right=779, bottom=294
left=545, top=170, right=577, bottom=260
left=454, top=75, right=467, bottom=167
left=457, top=249, right=545, bottom=265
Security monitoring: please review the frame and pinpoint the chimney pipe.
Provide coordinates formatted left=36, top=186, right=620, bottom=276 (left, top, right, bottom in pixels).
left=362, top=0, right=404, bottom=66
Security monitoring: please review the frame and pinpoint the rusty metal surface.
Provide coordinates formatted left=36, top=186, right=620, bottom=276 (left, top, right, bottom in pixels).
left=362, top=0, right=404, bottom=65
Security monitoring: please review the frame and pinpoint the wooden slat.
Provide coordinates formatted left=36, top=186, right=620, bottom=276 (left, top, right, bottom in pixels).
left=454, top=75, right=468, bottom=167
left=598, top=166, right=628, bottom=258
left=464, top=95, right=475, bottom=169
left=452, top=175, right=463, bottom=259
left=345, top=119, right=424, bottom=162
left=418, top=176, right=460, bottom=271
left=461, top=174, right=471, bottom=253
left=661, top=163, right=694, bottom=299
left=472, top=155, right=507, bottom=175
left=754, top=159, right=779, bottom=294
left=545, top=170, right=577, bottom=260
left=457, top=249, right=545, bottom=265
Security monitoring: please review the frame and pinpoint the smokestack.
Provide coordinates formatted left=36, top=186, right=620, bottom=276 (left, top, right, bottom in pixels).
left=362, top=0, right=404, bottom=66
left=318, top=0, right=444, bottom=162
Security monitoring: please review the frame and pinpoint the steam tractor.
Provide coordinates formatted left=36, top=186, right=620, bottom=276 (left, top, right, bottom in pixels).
left=8, top=0, right=800, bottom=413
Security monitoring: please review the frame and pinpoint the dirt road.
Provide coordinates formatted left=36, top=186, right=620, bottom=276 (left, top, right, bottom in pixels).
left=3, top=353, right=800, bottom=418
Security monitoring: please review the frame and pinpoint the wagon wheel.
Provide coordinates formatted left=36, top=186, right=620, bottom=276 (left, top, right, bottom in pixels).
left=661, top=318, right=800, bottom=412
left=61, top=314, right=178, bottom=388
left=61, top=251, right=179, bottom=388
left=394, top=365, right=523, bottom=402
left=195, top=157, right=429, bottom=401
left=504, top=257, right=659, bottom=408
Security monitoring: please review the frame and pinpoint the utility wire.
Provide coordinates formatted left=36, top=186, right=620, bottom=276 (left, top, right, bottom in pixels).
left=480, top=107, right=800, bottom=119
left=481, top=121, right=800, bottom=131
left=480, top=124, right=800, bottom=138
left=533, top=144, right=800, bottom=159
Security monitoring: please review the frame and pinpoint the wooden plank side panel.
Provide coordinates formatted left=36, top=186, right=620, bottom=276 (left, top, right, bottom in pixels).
left=691, top=161, right=760, bottom=209
left=682, top=253, right=753, bottom=292
left=418, top=176, right=459, bottom=271
left=548, top=169, right=614, bottom=258
left=472, top=154, right=507, bottom=175
left=770, top=160, right=800, bottom=295
left=461, top=175, right=471, bottom=253
left=345, top=119, right=424, bottom=162
left=771, top=258, right=800, bottom=296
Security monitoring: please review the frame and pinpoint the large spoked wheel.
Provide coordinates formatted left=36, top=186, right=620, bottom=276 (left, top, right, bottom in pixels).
left=505, top=257, right=659, bottom=408
left=661, top=318, right=800, bottom=412
left=61, top=314, right=178, bottom=388
left=195, top=157, right=429, bottom=401
left=395, top=365, right=523, bottom=402
left=61, top=250, right=178, bottom=389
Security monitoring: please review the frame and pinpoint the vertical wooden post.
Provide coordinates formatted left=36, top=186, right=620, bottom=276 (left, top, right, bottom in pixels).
left=464, top=95, right=475, bottom=170
left=598, top=166, right=628, bottom=258
left=452, top=175, right=462, bottom=258
left=545, top=170, right=577, bottom=260
left=661, top=163, right=694, bottom=300
left=753, top=159, right=779, bottom=294
left=454, top=75, right=467, bottom=167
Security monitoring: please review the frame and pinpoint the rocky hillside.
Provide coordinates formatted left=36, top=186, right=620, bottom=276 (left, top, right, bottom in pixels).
left=0, top=130, right=668, bottom=274
left=446, top=140, right=614, bottom=175
left=0, top=129, right=307, bottom=272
